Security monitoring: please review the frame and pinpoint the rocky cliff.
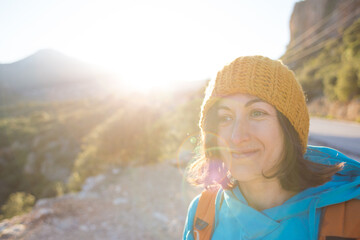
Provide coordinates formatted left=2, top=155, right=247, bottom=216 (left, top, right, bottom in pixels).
left=282, top=0, right=360, bottom=68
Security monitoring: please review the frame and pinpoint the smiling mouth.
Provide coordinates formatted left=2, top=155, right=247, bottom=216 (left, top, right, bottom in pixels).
left=230, top=150, right=258, bottom=159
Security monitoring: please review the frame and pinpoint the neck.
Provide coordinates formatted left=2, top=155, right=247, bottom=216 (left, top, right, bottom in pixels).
left=238, top=179, right=296, bottom=211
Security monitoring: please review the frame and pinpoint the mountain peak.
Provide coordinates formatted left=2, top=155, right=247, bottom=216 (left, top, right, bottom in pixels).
left=0, top=49, right=117, bottom=103
left=18, top=48, right=79, bottom=66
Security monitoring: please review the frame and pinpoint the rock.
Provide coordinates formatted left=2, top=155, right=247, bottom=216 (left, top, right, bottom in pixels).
left=0, top=162, right=200, bottom=240
left=51, top=217, right=76, bottom=231
left=79, top=225, right=89, bottom=232
left=284, top=0, right=360, bottom=67
left=33, top=208, right=54, bottom=220
left=0, top=224, right=25, bottom=239
left=115, top=186, right=121, bottom=193
left=112, top=168, right=120, bottom=175
left=0, top=221, right=10, bottom=233
left=112, top=197, right=128, bottom=205
left=35, top=198, right=51, bottom=208
left=168, top=218, right=180, bottom=233
left=152, top=212, right=168, bottom=223
left=81, top=174, right=105, bottom=192
left=89, top=224, right=96, bottom=231
left=100, top=221, right=109, bottom=229
left=77, top=191, right=99, bottom=199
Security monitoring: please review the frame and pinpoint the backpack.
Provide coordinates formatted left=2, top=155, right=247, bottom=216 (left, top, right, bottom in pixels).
left=193, top=189, right=360, bottom=240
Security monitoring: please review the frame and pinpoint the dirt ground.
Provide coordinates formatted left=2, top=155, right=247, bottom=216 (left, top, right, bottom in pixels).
left=0, top=162, right=201, bottom=240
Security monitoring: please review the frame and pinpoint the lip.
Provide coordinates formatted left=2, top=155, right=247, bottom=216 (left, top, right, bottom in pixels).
left=230, top=149, right=259, bottom=159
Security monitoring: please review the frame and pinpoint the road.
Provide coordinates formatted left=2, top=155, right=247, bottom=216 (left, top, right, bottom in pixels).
left=309, top=117, right=360, bottom=160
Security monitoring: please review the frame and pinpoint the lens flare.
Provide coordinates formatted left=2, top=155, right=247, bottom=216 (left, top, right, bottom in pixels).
left=176, top=132, right=200, bottom=175
left=178, top=131, right=234, bottom=203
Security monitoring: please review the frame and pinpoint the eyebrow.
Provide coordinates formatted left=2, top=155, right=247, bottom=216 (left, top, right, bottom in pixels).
left=244, top=98, right=266, bottom=107
left=217, top=98, right=266, bottom=111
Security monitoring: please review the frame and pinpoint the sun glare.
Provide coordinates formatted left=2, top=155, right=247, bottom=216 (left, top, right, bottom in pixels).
left=47, top=1, right=203, bottom=92
left=11, top=0, right=295, bottom=93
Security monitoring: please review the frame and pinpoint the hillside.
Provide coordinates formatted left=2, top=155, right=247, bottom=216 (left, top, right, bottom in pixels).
left=0, top=49, right=118, bottom=103
left=282, top=0, right=360, bottom=121
left=0, top=78, right=204, bottom=229
left=1, top=0, right=359, bottom=239
left=0, top=162, right=201, bottom=240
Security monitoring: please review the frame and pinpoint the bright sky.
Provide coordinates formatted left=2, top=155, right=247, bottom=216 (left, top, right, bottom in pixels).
left=0, top=0, right=300, bottom=90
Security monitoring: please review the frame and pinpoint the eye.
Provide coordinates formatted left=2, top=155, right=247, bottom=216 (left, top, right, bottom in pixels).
left=218, top=115, right=233, bottom=125
left=250, top=110, right=267, bottom=118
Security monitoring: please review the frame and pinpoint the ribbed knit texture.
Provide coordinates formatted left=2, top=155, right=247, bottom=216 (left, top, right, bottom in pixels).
left=200, top=56, right=309, bottom=153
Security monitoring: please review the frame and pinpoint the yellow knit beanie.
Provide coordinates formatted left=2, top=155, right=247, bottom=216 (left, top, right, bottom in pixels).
left=200, top=56, right=309, bottom=153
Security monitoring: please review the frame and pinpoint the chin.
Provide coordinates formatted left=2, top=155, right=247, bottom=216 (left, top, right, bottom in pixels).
left=229, top=167, right=259, bottom=182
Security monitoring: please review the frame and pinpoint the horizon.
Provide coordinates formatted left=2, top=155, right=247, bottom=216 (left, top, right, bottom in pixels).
left=0, top=0, right=300, bottom=90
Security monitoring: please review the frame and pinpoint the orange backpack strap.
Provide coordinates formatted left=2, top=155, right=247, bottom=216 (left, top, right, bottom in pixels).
left=319, top=199, right=360, bottom=240
left=193, top=188, right=218, bottom=240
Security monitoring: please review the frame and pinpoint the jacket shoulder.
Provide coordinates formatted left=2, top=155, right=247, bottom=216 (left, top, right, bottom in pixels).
left=183, top=194, right=201, bottom=240
left=305, top=145, right=360, bottom=174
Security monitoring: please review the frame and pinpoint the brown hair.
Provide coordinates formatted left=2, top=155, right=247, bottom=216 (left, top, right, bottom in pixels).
left=186, top=103, right=343, bottom=191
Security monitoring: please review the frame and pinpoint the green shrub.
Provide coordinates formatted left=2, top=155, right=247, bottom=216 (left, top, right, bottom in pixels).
left=0, top=99, right=118, bottom=207
left=294, top=19, right=360, bottom=102
left=67, top=172, right=83, bottom=192
left=68, top=102, right=170, bottom=190
left=343, top=18, right=360, bottom=57
left=0, top=192, right=35, bottom=220
left=336, top=64, right=360, bottom=101
left=40, top=181, right=66, bottom=198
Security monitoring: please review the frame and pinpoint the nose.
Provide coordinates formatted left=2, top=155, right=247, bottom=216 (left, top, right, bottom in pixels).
left=231, top=118, right=250, bottom=145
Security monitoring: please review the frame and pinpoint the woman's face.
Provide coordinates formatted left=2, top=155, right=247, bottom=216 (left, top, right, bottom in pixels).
left=216, top=93, right=285, bottom=183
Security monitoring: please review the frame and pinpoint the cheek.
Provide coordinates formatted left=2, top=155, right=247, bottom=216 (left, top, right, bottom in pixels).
left=268, top=122, right=285, bottom=150
left=216, top=132, right=231, bottom=163
left=254, top=117, right=283, bottom=143
left=260, top=123, right=285, bottom=168
left=216, top=133, right=227, bottom=153
left=217, top=126, right=230, bottom=147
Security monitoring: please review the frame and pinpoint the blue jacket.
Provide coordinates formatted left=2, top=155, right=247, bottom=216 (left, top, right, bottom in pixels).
left=183, top=146, right=360, bottom=240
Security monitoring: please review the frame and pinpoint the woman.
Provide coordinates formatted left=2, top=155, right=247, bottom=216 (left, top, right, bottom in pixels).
left=183, top=56, right=360, bottom=240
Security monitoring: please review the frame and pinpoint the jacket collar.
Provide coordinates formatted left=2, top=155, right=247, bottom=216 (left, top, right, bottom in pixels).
left=223, top=187, right=280, bottom=239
